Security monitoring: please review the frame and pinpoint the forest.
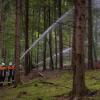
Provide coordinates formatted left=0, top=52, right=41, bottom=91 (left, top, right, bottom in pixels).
left=0, top=0, right=100, bottom=100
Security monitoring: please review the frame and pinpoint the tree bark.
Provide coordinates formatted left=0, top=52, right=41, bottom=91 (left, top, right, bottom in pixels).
left=24, top=0, right=30, bottom=75
left=57, top=0, right=63, bottom=69
left=54, top=0, right=58, bottom=69
left=14, top=0, right=21, bottom=85
left=88, top=0, right=94, bottom=69
left=48, top=0, right=54, bottom=70
left=43, top=7, right=47, bottom=70
left=71, top=0, right=87, bottom=99
left=0, top=0, right=4, bottom=63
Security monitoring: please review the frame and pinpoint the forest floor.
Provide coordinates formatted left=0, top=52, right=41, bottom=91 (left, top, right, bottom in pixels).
left=0, top=70, right=100, bottom=100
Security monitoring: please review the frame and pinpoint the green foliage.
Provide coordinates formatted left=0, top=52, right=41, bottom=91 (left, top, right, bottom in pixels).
left=1, top=0, right=74, bottom=64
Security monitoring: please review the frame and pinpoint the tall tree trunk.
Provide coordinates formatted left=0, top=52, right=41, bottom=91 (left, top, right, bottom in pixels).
left=2, top=33, right=6, bottom=63
left=54, top=0, right=58, bottom=69
left=88, top=0, right=94, bottom=69
left=24, top=0, right=30, bottom=75
left=15, top=0, right=20, bottom=85
left=93, top=17, right=98, bottom=62
left=36, top=10, right=40, bottom=69
left=0, top=0, right=3, bottom=63
left=0, top=1, right=2, bottom=43
left=55, top=31, right=58, bottom=69
left=2, top=6, right=6, bottom=63
left=43, top=7, right=47, bottom=70
left=71, top=2, right=76, bottom=95
left=31, top=9, right=35, bottom=69
left=57, top=0, right=63, bottom=69
left=48, top=0, right=54, bottom=70
left=71, top=0, right=87, bottom=99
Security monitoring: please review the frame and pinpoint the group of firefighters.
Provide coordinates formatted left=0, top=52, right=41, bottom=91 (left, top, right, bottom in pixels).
left=0, top=62, right=16, bottom=87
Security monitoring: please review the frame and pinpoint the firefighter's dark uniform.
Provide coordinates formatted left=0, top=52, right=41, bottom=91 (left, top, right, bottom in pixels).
left=8, top=65, right=15, bottom=85
left=0, top=66, right=3, bottom=86
left=0, top=66, right=6, bottom=86
left=2, top=66, right=6, bottom=84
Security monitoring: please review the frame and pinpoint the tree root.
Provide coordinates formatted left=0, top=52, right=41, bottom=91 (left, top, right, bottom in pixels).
left=68, top=89, right=98, bottom=100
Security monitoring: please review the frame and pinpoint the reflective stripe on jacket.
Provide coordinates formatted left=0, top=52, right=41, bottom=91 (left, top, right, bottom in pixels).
left=0, top=66, right=6, bottom=70
left=8, top=66, right=16, bottom=70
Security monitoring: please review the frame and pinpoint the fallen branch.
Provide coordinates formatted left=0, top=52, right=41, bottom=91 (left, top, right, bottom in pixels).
left=38, top=80, right=70, bottom=88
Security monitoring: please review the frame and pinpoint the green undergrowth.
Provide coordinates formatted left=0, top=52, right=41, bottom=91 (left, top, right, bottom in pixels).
left=0, top=70, right=100, bottom=100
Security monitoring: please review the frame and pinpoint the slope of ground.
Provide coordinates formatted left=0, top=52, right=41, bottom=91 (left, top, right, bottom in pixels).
left=0, top=70, right=100, bottom=100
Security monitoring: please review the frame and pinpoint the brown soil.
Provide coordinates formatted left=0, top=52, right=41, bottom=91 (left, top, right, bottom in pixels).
left=21, top=60, right=100, bottom=83
left=21, top=69, right=69, bottom=83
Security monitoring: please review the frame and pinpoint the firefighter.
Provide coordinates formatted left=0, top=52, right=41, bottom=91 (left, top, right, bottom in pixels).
left=0, top=63, right=6, bottom=87
left=0, top=64, right=3, bottom=87
left=8, top=62, right=15, bottom=86
left=2, top=63, right=7, bottom=84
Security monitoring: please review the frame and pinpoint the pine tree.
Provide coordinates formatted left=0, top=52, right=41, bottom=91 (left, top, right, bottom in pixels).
left=57, top=0, right=63, bottom=69
left=71, top=0, right=88, bottom=99
left=88, top=0, right=94, bottom=69
left=24, top=0, right=30, bottom=75
left=14, top=0, right=21, bottom=85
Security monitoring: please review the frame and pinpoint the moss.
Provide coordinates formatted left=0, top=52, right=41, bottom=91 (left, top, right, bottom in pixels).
left=0, top=70, right=100, bottom=100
